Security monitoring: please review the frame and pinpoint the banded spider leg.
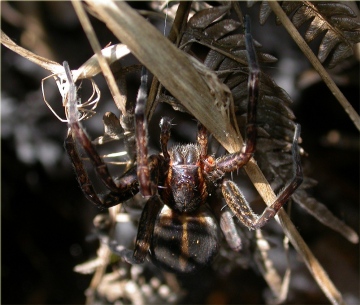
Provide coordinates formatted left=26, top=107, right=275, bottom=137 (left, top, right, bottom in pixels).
left=64, top=61, right=139, bottom=210
left=215, top=16, right=303, bottom=229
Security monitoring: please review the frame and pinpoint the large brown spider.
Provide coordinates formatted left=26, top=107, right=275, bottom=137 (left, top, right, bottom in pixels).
left=64, top=18, right=303, bottom=273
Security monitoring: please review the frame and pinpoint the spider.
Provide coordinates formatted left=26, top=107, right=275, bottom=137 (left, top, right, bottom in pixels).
left=64, top=17, right=303, bottom=273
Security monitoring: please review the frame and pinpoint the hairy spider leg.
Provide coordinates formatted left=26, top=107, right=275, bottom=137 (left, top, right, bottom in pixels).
left=222, top=124, right=303, bottom=229
left=65, top=63, right=118, bottom=193
left=216, top=16, right=303, bottom=229
left=209, top=190, right=243, bottom=252
left=65, top=131, right=103, bottom=208
left=64, top=61, right=138, bottom=209
left=215, top=16, right=259, bottom=173
left=197, top=122, right=208, bottom=159
left=198, top=121, right=243, bottom=252
left=134, top=67, right=152, bottom=198
left=65, top=132, right=138, bottom=209
left=159, top=117, right=171, bottom=162
left=122, top=67, right=165, bottom=264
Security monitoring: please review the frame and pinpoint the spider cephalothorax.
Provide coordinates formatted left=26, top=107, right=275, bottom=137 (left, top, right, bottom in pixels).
left=64, top=17, right=303, bottom=273
left=164, top=144, right=207, bottom=213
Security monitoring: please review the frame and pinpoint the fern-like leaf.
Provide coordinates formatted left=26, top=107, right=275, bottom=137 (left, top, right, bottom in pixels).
left=259, top=1, right=360, bottom=68
left=180, top=5, right=294, bottom=139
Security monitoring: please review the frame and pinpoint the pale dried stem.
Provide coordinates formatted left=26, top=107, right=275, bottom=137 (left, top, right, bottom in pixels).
left=1, top=30, right=63, bottom=73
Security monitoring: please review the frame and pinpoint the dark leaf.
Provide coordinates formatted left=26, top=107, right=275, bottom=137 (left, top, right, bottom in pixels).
left=259, top=1, right=360, bottom=68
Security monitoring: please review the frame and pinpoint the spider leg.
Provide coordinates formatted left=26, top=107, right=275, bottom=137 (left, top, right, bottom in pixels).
left=65, top=130, right=103, bottom=208
left=116, top=155, right=165, bottom=264
left=159, top=117, right=171, bottom=162
left=215, top=15, right=259, bottom=173
left=222, top=124, right=303, bottom=229
left=115, top=192, right=163, bottom=264
left=209, top=191, right=242, bottom=252
left=64, top=62, right=138, bottom=209
left=65, top=130, right=138, bottom=209
left=197, top=122, right=208, bottom=159
left=134, top=67, right=154, bottom=198
left=119, top=67, right=164, bottom=264
left=65, top=66, right=120, bottom=193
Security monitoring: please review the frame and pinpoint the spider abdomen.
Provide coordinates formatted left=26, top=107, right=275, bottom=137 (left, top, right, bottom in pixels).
left=150, top=205, right=220, bottom=273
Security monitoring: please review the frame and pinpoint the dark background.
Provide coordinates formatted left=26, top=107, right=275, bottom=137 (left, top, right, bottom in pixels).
left=2, top=2, right=359, bottom=304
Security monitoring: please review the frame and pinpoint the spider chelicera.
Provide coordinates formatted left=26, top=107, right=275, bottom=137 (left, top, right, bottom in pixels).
left=64, top=17, right=303, bottom=273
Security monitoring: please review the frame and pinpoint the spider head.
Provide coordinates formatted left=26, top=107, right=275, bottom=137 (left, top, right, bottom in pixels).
left=165, top=144, right=207, bottom=213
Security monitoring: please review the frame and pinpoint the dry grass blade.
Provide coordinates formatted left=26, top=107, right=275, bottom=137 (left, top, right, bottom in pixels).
left=1, top=30, right=62, bottom=74
left=293, top=190, right=359, bottom=244
left=1, top=29, right=131, bottom=82
left=2, top=28, right=131, bottom=124
left=84, top=2, right=349, bottom=304
left=74, top=44, right=131, bottom=80
left=85, top=0, right=240, bottom=152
